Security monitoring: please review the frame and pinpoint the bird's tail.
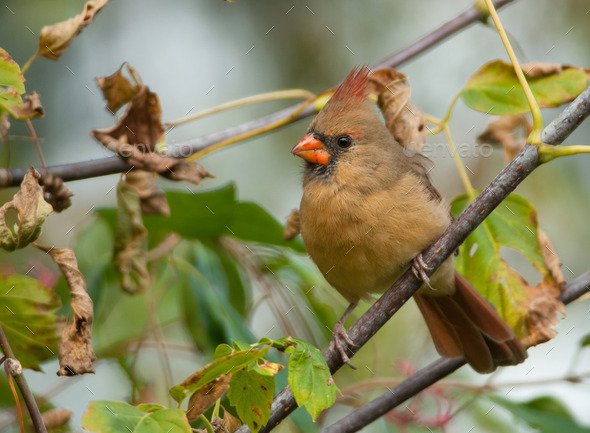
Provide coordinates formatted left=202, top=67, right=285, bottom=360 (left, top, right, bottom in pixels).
left=414, top=271, right=527, bottom=373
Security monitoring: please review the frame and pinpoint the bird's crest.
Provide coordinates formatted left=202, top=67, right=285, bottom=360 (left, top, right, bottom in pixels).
left=327, top=66, right=370, bottom=111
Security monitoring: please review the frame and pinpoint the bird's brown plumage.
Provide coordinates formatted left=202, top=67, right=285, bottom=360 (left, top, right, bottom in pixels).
left=292, top=66, right=527, bottom=373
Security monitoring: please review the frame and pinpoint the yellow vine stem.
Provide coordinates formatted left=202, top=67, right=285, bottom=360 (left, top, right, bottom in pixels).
left=186, top=95, right=322, bottom=162
left=539, top=144, right=590, bottom=163
left=426, top=92, right=461, bottom=136
left=484, top=0, right=543, bottom=144
left=425, top=114, right=476, bottom=199
left=165, top=89, right=316, bottom=129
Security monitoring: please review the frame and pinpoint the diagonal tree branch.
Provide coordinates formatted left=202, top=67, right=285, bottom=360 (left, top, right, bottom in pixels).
left=321, top=271, right=590, bottom=433
left=0, top=0, right=517, bottom=188
left=237, top=63, right=590, bottom=433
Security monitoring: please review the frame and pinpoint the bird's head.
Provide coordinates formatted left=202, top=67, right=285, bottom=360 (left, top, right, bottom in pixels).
left=292, top=66, right=404, bottom=184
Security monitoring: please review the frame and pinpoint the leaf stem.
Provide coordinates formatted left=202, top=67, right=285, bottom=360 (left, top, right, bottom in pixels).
left=427, top=92, right=461, bottom=136
left=199, top=415, right=215, bottom=433
left=164, top=89, right=316, bottom=129
left=20, top=54, right=37, bottom=74
left=424, top=114, right=476, bottom=198
left=484, top=0, right=543, bottom=143
left=538, top=143, right=590, bottom=163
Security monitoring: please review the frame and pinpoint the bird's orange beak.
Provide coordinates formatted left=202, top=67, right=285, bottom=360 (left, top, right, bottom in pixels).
left=291, top=134, right=330, bottom=165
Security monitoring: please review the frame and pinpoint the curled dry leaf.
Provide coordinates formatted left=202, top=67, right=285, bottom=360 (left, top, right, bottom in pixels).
left=9, top=92, right=45, bottom=120
left=37, top=0, right=110, bottom=61
left=283, top=209, right=300, bottom=241
left=114, top=179, right=150, bottom=294
left=40, top=172, right=74, bottom=213
left=368, top=68, right=426, bottom=155
left=34, top=244, right=96, bottom=375
left=40, top=408, right=73, bottom=429
left=92, top=86, right=163, bottom=152
left=537, top=228, right=566, bottom=292
left=477, top=115, right=532, bottom=163
left=186, top=375, right=231, bottom=421
left=0, top=167, right=53, bottom=251
left=96, top=136, right=213, bottom=185
left=92, top=85, right=213, bottom=185
left=96, top=62, right=142, bottom=114
left=124, top=170, right=170, bottom=216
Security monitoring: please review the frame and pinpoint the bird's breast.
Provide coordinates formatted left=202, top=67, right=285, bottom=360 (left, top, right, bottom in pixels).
left=299, top=172, right=452, bottom=303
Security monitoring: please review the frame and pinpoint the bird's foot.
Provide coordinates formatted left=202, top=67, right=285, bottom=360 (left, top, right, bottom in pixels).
left=411, top=253, right=435, bottom=291
left=330, top=321, right=357, bottom=369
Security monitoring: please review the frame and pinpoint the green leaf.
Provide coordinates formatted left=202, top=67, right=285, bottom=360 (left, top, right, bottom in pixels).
left=490, top=395, right=590, bottom=433
left=461, top=60, right=587, bottom=115
left=0, top=275, right=60, bottom=370
left=580, top=334, right=590, bottom=348
left=97, top=183, right=305, bottom=252
left=82, top=400, right=191, bottom=433
left=214, top=344, right=233, bottom=359
left=208, top=241, right=248, bottom=315
left=179, top=246, right=256, bottom=354
left=170, top=347, right=269, bottom=404
left=228, top=368, right=275, bottom=433
left=0, top=48, right=25, bottom=115
left=451, top=193, right=563, bottom=346
left=285, top=338, right=338, bottom=421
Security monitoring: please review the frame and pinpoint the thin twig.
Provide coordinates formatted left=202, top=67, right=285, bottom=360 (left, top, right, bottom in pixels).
left=24, top=119, right=47, bottom=172
left=0, top=0, right=517, bottom=188
left=0, top=325, right=47, bottom=433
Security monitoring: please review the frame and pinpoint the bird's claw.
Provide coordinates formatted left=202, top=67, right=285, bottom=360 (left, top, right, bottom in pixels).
left=330, top=321, right=357, bottom=369
left=411, top=253, right=435, bottom=291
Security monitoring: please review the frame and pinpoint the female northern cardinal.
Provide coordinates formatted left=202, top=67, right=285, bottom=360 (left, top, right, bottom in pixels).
left=291, top=66, right=527, bottom=373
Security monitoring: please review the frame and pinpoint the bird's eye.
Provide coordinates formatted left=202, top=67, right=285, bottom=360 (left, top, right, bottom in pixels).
left=337, top=135, right=352, bottom=148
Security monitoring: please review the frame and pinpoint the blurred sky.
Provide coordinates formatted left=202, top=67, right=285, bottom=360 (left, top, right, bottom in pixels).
left=1, top=0, right=590, bottom=430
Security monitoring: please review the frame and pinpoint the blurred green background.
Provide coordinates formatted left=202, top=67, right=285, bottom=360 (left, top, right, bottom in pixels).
left=1, top=0, right=590, bottom=432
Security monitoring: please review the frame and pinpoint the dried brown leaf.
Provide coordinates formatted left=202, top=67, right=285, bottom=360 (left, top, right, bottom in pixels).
left=186, top=375, right=231, bottom=421
left=40, top=172, right=74, bottom=213
left=477, top=115, right=532, bottom=163
left=94, top=136, right=213, bottom=185
left=96, top=63, right=142, bottom=114
left=34, top=245, right=96, bottom=375
left=521, top=282, right=566, bottom=348
left=114, top=179, right=150, bottom=294
left=40, top=408, right=72, bottom=429
left=0, top=167, right=53, bottom=251
left=537, top=227, right=566, bottom=292
left=92, top=86, right=163, bottom=152
left=219, top=406, right=242, bottom=433
left=91, top=82, right=213, bottom=185
left=37, top=0, right=110, bottom=61
left=368, top=69, right=425, bottom=154
left=125, top=170, right=169, bottom=216
left=8, top=92, right=45, bottom=120
left=283, top=209, right=300, bottom=241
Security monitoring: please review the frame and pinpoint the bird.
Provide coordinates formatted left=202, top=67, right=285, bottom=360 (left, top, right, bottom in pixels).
left=291, top=66, right=527, bottom=373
